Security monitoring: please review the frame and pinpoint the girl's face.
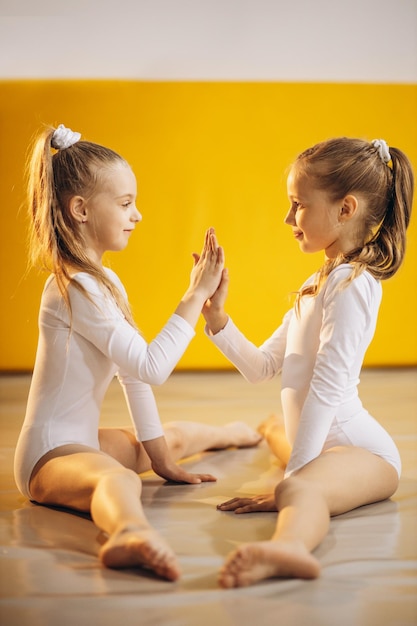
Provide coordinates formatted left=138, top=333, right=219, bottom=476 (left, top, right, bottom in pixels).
left=285, top=169, right=344, bottom=258
left=82, top=162, right=141, bottom=263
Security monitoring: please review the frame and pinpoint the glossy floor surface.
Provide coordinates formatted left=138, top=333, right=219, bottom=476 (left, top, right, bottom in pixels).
left=1, top=370, right=416, bottom=626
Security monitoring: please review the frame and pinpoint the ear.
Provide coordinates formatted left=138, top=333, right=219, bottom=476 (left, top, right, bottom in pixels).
left=339, top=194, right=359, bottom=223
left=68, top=195, right=88, bottom=223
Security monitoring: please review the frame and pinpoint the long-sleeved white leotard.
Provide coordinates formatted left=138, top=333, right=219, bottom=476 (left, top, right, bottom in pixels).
left=206, top=264, right=401, bottom=478
left=14, top=268, right=195, bottom=499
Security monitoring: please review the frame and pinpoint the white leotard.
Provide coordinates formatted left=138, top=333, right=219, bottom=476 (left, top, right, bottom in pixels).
left=14, top=268, right=195, bottom=499
left=206, top=264, right=401, bottom=478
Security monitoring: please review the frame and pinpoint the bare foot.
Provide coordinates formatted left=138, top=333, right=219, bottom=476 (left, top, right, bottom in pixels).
left=256, top=414, right=291, bottom=468
left=218, top=540, right=320, bottom=588
left=100, top=526, right=180, bottom=581
left=257, top=414, right=281, bottom=438
left=212, top=421, right=263, bottom=449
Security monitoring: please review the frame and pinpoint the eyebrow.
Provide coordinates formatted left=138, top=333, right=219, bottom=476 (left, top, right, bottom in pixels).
left=115, top=193, right=136, bottom=199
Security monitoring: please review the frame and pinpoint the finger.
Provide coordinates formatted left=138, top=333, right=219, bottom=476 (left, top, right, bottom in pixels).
left=192, top=252, right=200, bottom=266
left=197, top=473, right=217, bottom=483
left=210, top=230, right=218, bottom=254
left=173, top=469, right=202, bottom=484
left=217, top=497, right=242, bottom=507
left=199, top=230, right=210, bottom=260
left=216, top=245, right=224, bottom=266
left=217, top=498, right=253, bottom=510
left=206, top=227, right=215, bottom=246
left=234, top=504, right=260, bottom=514
left=180, top=471, right=218, bottom=484
left=184, top=475, right=202, bottom=484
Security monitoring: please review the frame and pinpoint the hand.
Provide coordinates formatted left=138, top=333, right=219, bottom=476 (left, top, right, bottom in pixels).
left=217, top=493, right=277, bottom=514
left=175, top=228, right=225, bottom=328
left=202, top=267, right=229, bottom=334
left=152, top=461, right=217, bottom=485
left=143, top=436, right=217, bottom=484
left=188, top=228, right=224, bottom=302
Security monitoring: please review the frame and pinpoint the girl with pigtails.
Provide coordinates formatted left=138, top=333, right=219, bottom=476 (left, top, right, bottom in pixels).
left=203, top=137, right=414, bottom=587
left=14, top=124, right=261, bottom=582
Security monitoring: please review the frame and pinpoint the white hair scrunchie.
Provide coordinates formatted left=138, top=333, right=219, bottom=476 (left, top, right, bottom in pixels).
left=51, top=124, right=81, bottom=150
left=372, top=139, right=392, bottom=165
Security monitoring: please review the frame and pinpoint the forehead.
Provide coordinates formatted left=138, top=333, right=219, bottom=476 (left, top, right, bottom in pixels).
left=287, top=167, right=333, bottom=204
left=98, top=162, right=137, bottom=195
left=287, top=167, right=309, bottom=195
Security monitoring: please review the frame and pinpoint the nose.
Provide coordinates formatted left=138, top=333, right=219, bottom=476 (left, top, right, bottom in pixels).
left=284, top=206, right=295, bottom=226
left=132, top=206, right=142, bottom=222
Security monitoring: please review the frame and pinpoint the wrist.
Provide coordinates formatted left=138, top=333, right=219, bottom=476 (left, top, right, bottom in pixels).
left=182, top=287, right=207, bottom=306
left=174, top=290, right=207, bottom=328
left=205, top=311, right=228, bottom=335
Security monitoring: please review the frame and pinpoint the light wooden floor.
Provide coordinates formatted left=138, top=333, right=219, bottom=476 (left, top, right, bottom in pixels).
left=1, top=369, right=416, bottom=626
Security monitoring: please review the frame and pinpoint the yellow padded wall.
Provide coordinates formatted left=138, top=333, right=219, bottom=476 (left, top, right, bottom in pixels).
left=0, top=80, right=416, bottom=370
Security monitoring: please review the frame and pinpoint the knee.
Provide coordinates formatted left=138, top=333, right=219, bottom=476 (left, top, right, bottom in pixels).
left=274, top=475, right=324, bottom=506
left=97, top=465, right=140, bottom=487
left=91, top=466, right=142, bottom=504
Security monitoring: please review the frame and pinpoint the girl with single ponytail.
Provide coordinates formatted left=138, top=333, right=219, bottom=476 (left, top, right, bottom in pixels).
left=15, top=124, right=261, bottom=582
left=202, top=136, right=414, bottom=588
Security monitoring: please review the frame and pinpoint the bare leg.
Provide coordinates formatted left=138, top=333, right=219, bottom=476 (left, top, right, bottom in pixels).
left=218, top=446, right=399, bottom=588
left=29, top=445, right=181, bottom=580
left=99, top=421, right=262, bottom=474
left=257, top=414, right=292, bottom=468
left=164, top=420, right=262, bottom=460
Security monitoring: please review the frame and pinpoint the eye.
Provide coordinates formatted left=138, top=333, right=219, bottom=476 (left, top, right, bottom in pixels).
left=122, top=201, right=132, bottom=208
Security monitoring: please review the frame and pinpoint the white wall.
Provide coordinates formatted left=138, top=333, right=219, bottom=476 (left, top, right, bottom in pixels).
left=0, top=0, right=416, bottom=81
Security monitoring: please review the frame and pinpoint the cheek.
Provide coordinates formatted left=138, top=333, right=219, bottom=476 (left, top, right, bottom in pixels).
left=295, top=211, right=307, bottom=229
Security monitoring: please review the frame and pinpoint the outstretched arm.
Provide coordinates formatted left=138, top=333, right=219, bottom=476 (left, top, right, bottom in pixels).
left=70, top=228, right=224, bottom=386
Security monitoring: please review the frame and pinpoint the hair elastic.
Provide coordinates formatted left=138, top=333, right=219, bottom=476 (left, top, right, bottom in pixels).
left=371, top=139, right=392, bottom=167
left=51, top=124, right=81, bottom=150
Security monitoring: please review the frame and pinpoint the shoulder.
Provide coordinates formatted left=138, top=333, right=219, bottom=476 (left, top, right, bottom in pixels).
left=327, top=263, right=380, bottom=288
left=71, top=271, right=99, bottom=290
left=40, top=274, right=60, bottom=307
left=42, top=274, right=57, bottom=295
left=71, top=268, right=125, bottom=294
left=324, top=264, right=381, bottom=307
left=103, top=266, right=123, bottom=286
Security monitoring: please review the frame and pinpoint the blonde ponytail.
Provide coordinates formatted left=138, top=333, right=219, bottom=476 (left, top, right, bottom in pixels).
left=27, top=125, right=137, bottom=327
left=293, top=137, right=414, bottom=309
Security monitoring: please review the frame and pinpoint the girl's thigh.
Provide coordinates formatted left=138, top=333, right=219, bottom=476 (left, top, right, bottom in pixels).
left=98, top=427, right=152, bottom=473
left=293, top=446, right=399, bottom=516
left=30, top=443, right=129, bottom=510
